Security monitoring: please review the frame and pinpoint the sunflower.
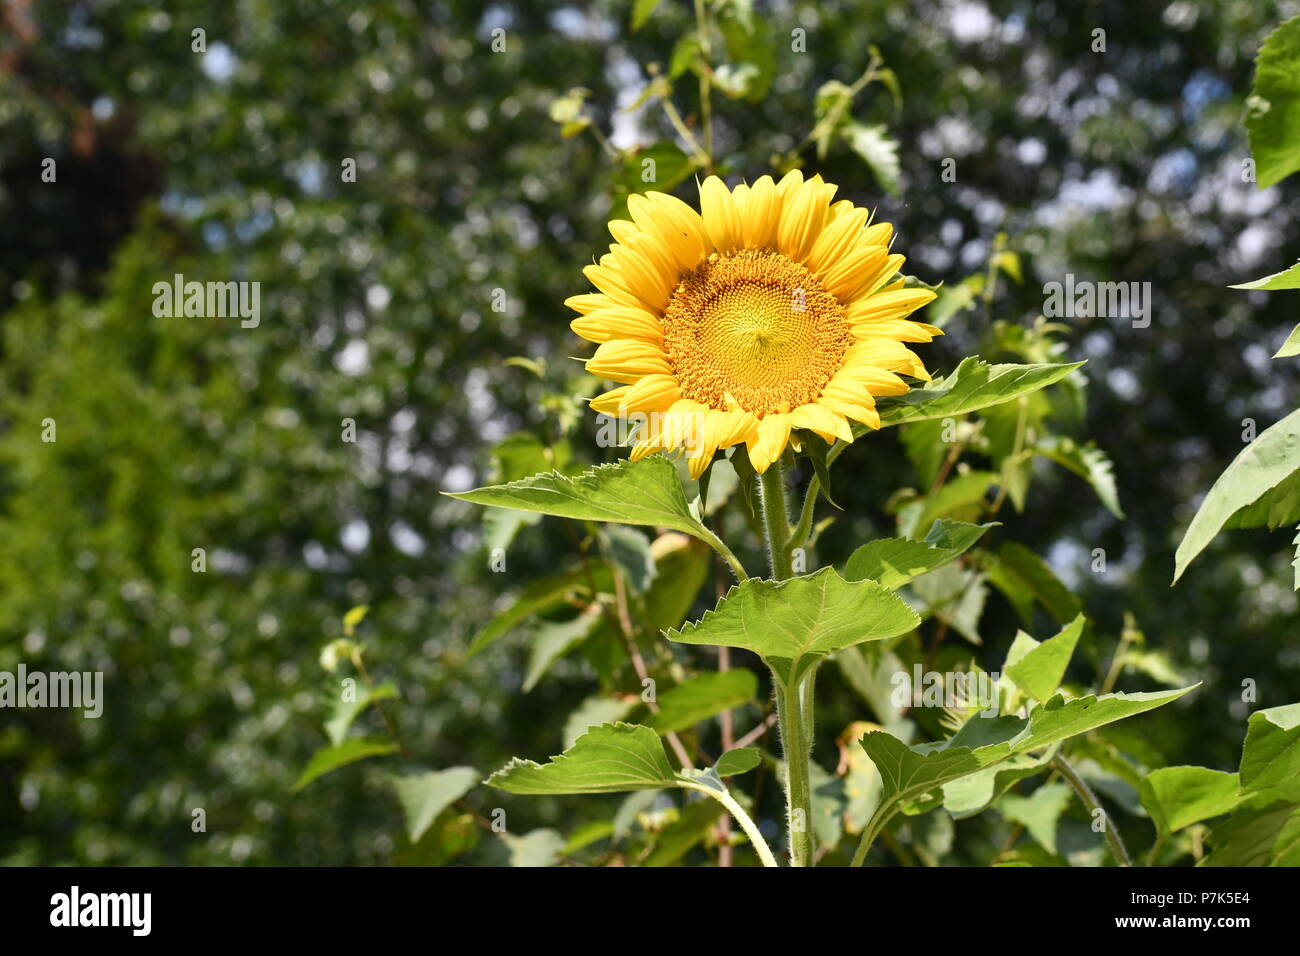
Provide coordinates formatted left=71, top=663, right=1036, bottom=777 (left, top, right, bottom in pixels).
left=567, top=171, right=940, bottom=477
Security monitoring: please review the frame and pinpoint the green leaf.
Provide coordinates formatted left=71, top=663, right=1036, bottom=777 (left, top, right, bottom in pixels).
left=1277, top=322, right=1300, bottom=359
left=643, top=796, right=725, bottom=866
left=844, top=123, right=901, bottom=196
left=1224, top=468, right=1300, bottom=531
left=669, top=33, right=703, bottom=79
left=1239, top=702, right=1300, bottom=802
left=1230, top=260, right=1300, bottom=292
left=846, top=520, right=995, bottom=590
left=342, top=604, right=369, bottom=636
left=1035, top=436, right=1125, bottom=518
left=644, top=534, right=711, bottom=631
left=900, top=471, right=997, bottom=535
left=601, top=525, right=656, bottom=593
left=523, top=603, right=605, bottom=692
left=1173, top=408, right=1300, bottom=583
left=645, top=669, right=758, bottom=735
left=446, top=456, right=714, bottom=547
left=502, top=828, right=567, bottom=867
left=486, top=722, right=678, bottom=795
left=1244, top=15, right=1300, bottom=189
left=715, top=747, right=762, bottom=777
left=797, top=431, right=839, bottom=508
left=717, top=4, right=776, bottom=102
left=1203, top=801, right=1300, bottom=866
left=631, top=0, right=663, bottom=31
left=562, top=694, right=639, bottom=749
left=928, top=274, right=985, bottom=328
left=466, top=565, right=608, bottom=658
left=391, top=767, right=479, bottom=843
left=988, top=542, right=1082, bottom=626
left=291, top=737, right=398, bottom=793
left=856, top=685, right=1196, bottom=857
left=998, top=781, right=1072, bottom=854
left=621, top=141, right=695, bottom=194
left=1004, top=614, right=1085, bottom=703
left=942, top=750, right=1056, bottom=819
left=1139, top=767, right=1241, bottom=836
left=873, top=357, right=1084, bottom=429
left=666, top=567, right=920, bottom=685
left=324, top=680, right=398, bottom=746
left=900, top=419, right=949, bottom=488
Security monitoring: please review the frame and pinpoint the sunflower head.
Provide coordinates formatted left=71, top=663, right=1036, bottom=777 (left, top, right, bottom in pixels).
left=568, top=171, right=940, bottom=477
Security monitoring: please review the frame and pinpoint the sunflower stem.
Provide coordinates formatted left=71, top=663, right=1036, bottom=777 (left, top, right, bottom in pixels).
left=773, top=675, right=815, bottom=866
left=758, top=463, right=793, bottom=580
left=758, top=462, right=816, bottom=865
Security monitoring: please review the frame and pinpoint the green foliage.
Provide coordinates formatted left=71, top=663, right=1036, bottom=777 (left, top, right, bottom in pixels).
left=292, top=739, right=400, bottom=794
left=1244, top=16, right=1300, bottom=188
left=666, top=568, right=920, bottom=685
left=873, top=358, right=1084, bottom=429
left=487, top=723, right=679, bottom=795
left=844, top=520, right=994, bottom=589
left=391, top=768, right=480, bottom=844
left=1174, top=408, right=1300, bottom=584
left=645, top=670, right=758, bottom=735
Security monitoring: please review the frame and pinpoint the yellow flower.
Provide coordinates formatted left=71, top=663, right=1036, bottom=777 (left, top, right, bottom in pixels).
left=569, top=172, right=940, bottom=477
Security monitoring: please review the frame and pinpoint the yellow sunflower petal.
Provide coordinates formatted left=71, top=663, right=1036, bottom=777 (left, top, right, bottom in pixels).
left=699, top=175, right=742, bottom=252
left=820, top=245, right=890, bottom=302
left=817, top=395, right=881, bottom=430
left=837, top=252, right=907, bottom=303
left=790, top=402, right=854, bottom=444
left=565, top=292, right=619, bottom=316
left=628, top=192, right=708, bottom=272
left=805, top=204, right=871, bottom=276
left=746, top=412, right=793, bottom=474
left=571, top=305, right=664, bottom=343
left=585, top=339, right=672, bottom=384
left=777, top=174, right=834, bottom=264
left=589, top=373, right=681, bottom=415
left=738, top=175, right=779, bottom=249
left=843, top=288, right=938, bottom=323
left=849, top=318, right=943, bottom=343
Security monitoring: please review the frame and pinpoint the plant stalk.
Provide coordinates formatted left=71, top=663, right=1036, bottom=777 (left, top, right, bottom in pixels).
left=758, top=462, right=817, bottom=865
left=774, top=677, right=814, bottom=866
left=1051, top=753, right=1133, bottom=867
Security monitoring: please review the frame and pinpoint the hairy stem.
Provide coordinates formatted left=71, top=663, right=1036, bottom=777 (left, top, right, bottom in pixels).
left=757, top=462, right=815, bottom=865
left=758, top=463, right=793, bottom=580
left=1052, top=752, right=1133, bottom=867
left=774, top=677, right=814, bottom=866
left=682, top=781, right=779, bottom=868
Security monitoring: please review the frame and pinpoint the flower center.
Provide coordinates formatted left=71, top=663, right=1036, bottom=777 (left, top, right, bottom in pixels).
left=662, top=249, right=853, bottom=417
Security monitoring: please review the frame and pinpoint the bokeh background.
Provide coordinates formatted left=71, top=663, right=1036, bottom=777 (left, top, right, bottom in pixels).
left=2, top=0, right=1298, bottom=865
